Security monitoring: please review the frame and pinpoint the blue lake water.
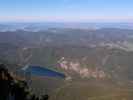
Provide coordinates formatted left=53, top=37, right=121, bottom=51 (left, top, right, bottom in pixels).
left=24, top=66, right=65, bottom=78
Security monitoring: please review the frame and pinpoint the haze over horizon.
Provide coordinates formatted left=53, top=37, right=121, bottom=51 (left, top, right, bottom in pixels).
left=0, top=0, right=133, bottom=22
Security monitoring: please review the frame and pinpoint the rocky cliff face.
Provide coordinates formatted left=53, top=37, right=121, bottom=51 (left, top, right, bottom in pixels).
left=58, top=57, right=107, bottom=80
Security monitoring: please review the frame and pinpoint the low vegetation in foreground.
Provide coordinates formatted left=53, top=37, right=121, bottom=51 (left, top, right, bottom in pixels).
left=0, top=63, right=49, bottom=100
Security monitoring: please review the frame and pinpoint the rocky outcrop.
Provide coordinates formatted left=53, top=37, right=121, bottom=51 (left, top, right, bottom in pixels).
left=58, top=57, right=107, bottom=79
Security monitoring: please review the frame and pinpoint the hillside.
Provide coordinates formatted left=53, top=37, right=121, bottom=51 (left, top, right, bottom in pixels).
left=0, top=26, right=133, bottom=99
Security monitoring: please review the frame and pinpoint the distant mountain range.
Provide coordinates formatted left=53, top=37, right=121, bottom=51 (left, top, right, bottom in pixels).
left=0, top=23, right=133, bottom=32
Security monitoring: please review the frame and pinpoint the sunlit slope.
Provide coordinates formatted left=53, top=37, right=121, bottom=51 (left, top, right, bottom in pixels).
left=50, top=81, right=133, bottom=100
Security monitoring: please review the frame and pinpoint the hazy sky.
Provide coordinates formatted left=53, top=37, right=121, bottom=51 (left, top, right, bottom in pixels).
left=0, top=0, right=133, bottom=22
